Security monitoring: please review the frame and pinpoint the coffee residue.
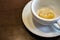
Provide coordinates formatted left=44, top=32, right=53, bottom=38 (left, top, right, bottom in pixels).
left=37, top=7, right=55, bottom=19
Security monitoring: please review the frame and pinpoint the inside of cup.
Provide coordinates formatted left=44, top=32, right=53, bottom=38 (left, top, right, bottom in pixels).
left=32, top=0, right=60, bottom=19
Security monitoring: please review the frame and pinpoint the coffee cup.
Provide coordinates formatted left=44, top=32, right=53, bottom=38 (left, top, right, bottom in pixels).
left=31, top=0, right=60, bottom=29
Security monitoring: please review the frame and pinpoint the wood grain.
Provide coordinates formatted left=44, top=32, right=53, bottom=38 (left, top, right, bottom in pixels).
left=0, top=0, right=36, bottom=40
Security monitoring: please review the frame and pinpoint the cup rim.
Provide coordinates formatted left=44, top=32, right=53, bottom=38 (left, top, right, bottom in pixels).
left=31, top=1, right=60, bottom=22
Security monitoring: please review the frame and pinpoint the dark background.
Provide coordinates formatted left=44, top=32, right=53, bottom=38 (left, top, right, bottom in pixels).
left=0, top=0, right=60, bottom=40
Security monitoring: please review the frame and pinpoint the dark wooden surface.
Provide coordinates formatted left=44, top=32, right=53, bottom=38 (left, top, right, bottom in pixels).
left=0, top=0, right=60, bottom=40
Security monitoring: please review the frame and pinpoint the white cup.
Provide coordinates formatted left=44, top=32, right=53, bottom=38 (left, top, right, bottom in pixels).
left=31, top=0, right=60, bottom=29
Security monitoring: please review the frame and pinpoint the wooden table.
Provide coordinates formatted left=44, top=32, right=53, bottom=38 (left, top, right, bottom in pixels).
left=0, top=0, right=60, bottom=40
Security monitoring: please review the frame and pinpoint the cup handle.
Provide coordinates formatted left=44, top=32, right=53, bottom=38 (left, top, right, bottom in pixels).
left=53, top=19, right=60, bottom=29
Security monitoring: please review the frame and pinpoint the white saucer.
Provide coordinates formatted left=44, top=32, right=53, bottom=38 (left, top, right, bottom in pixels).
left=22, top=1, right=60, bottom=37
